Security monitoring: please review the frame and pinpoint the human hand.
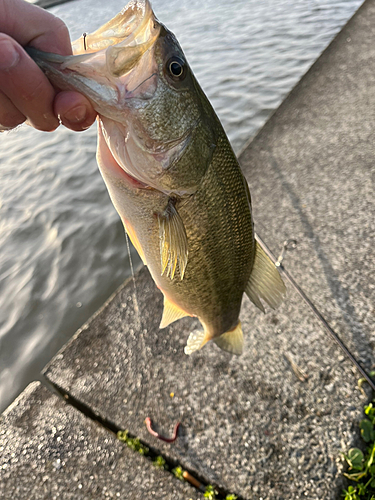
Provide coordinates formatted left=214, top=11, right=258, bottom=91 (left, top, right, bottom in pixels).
left=0, top=0, right=97, bottom=132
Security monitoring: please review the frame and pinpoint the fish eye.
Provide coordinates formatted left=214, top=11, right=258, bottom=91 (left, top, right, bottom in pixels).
left=169, top=61, right=183, bottom=77
left=166, top=57, right=186, bottom=80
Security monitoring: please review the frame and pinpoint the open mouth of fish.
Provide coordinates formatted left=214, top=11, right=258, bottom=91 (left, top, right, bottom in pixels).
left=27, top=0, right=194, bottom=192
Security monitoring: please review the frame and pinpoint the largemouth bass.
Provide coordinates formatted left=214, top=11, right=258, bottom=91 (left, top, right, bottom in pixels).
left=27, top=0, right=285, bottom=355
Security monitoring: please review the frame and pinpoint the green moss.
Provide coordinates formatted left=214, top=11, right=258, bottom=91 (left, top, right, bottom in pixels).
left=153, top=455, right=168, bottom=469
left=117, top=430, right=149, bottom=456
left=203, top=483, right=238, bottom=499
left=172, top=465, right=184, bottom=480
left=204, top=485, right=218, bottom=499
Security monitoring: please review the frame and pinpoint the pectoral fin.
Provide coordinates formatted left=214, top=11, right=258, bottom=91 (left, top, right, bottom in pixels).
left=245, top=241, right=286, bottom=311
left=213, top=321, right=244, bottom=355
left=160, top=295, right=190, bottom=329
left=158, top=198, right=188, bottom=280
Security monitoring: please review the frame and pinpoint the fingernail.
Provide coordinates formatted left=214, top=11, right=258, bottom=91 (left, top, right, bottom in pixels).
left=0, top=40, right=20, bottom=70
left=64, top=104, right=87, bottom=123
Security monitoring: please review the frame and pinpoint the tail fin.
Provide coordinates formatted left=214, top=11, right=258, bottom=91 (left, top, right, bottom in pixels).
left=214, top=321, right=244, bottom=355
left=245, top=241, right=286, bottom=312
left=184, top=323, right=244, bottom=356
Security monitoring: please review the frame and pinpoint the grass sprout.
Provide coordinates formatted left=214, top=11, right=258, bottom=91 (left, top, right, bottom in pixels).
left=343, top=400, right=375, bottom=499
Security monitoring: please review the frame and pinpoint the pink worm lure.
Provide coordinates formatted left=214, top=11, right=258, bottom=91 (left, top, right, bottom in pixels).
left=145, top=417, right=180, bottom=443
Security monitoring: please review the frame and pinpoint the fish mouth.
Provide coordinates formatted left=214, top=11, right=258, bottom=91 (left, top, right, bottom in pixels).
left=26, top=0, right=161, bottom=118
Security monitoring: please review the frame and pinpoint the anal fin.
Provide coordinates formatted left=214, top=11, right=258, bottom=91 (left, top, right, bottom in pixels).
left=158, top=198, right=188, bottom=280
left=245, top=240, right=286, bottom=311
left=160, top=295, right=190, bottom=329
left=214, top=321, right=244, bottom=355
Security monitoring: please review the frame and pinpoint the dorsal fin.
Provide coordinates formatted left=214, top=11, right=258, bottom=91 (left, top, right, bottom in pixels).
left=159, top=295, right=190, bottom=329
left=245, top=241, right=286, bottom=311
left=214, top=321, right=244, bottom=355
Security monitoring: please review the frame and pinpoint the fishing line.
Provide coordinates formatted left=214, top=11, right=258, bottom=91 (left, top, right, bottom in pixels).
left=124, top=228, right=151, bottom=418
left=255, top=233, right=375, bottom=392
left=124, top=229, right=141, bottom=331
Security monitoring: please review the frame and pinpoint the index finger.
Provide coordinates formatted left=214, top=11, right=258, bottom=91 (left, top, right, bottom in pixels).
left=0, top=0, right=72, bottom=55
left=0, top=33, right=59, bottom=131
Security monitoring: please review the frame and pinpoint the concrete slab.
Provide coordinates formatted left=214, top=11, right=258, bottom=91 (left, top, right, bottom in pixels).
left=0, top=382, right=201, bottom=499
left=44, top=264, right=369, bottom=500
left=43, top=1, right=375, bottom=499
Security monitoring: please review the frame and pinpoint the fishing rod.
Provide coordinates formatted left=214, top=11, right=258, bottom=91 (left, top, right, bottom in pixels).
left=256, top=233, right=375, bottom=392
